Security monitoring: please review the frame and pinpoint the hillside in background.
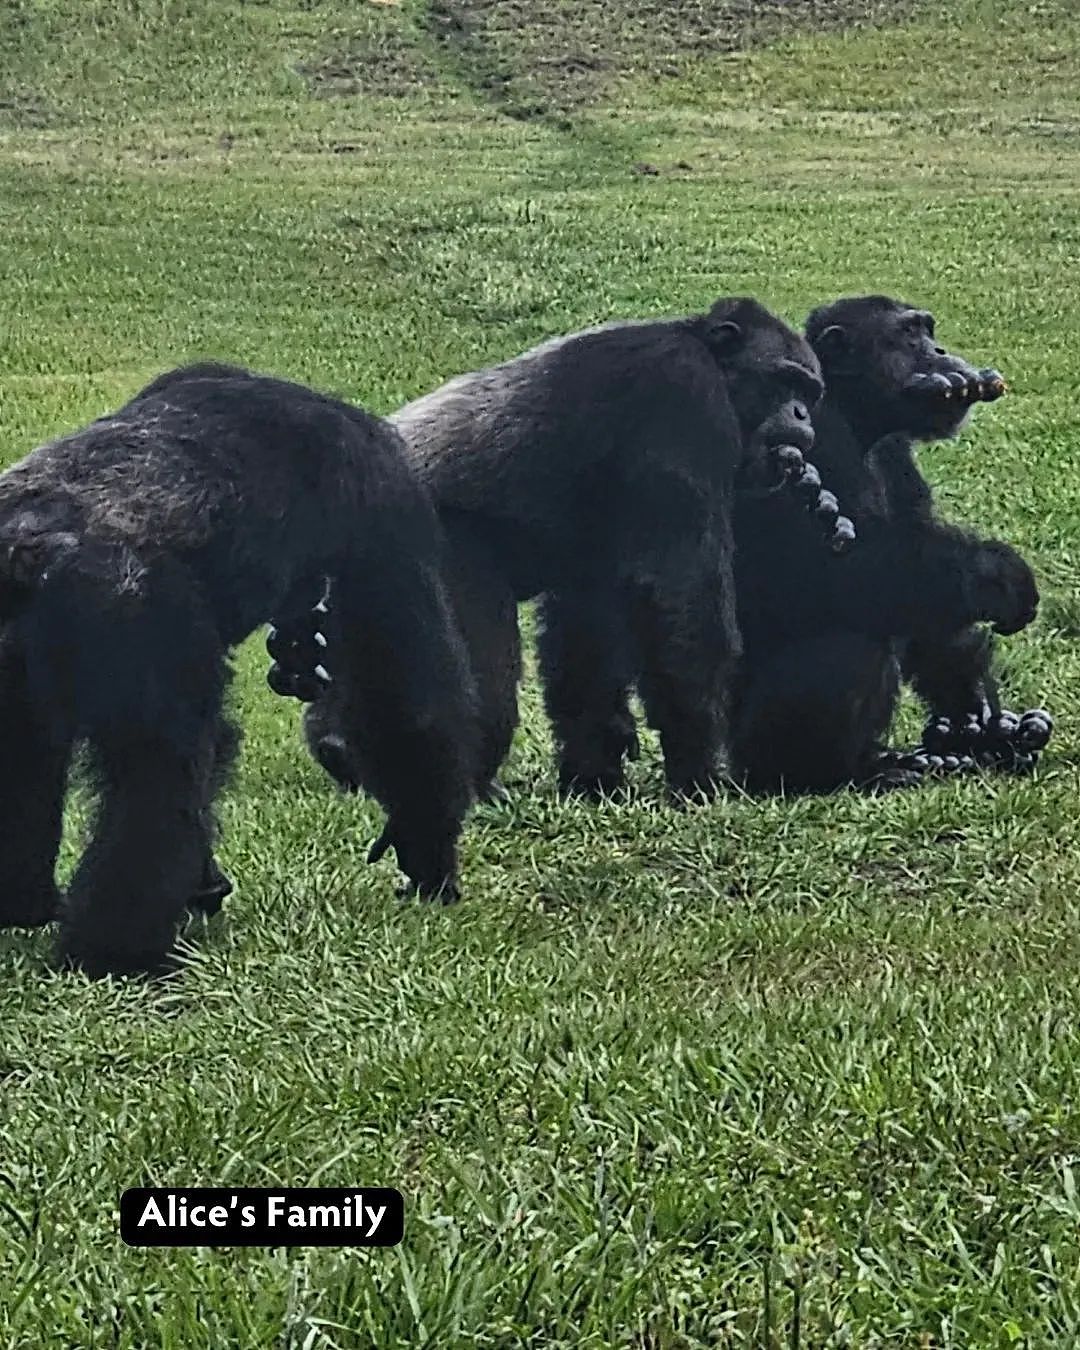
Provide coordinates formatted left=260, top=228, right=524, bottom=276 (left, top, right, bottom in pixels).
left=300, top=0, right=912, bottom=120
left=1, top=0, right=920, bottom=125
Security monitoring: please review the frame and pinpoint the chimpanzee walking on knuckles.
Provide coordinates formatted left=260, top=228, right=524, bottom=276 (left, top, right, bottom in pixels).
left=0, top=363, right=478, bottom=977
left=265, top=296, right=858, bottom=804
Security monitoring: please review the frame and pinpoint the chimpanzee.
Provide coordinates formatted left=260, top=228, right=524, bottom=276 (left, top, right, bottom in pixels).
left=533, top=295, right=1045, bottom=795
left=0, top=363, right=477, bottom=978
left=728, top=294, right=1045, bottom=793
left=267, top=297, right=858, bottom=802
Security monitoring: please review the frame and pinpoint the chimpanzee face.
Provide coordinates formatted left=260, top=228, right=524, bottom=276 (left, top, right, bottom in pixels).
left=704, top=297, right=824, bottom=456
left=806, top=295, right=1006, bottom=444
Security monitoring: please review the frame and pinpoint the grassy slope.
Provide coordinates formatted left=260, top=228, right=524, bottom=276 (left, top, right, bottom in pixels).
left=2, top=1, right=1080, bottom=1344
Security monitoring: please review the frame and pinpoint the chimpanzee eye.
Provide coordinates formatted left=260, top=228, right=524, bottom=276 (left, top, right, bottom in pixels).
left=797, top=373, right=824, bottom=408
left=776, top=361, right=823, bottom=408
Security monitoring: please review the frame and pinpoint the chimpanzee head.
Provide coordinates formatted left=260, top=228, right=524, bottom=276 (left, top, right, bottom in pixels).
left=699, top=296, right=824, bottom=458
left=805, top=295, right=1006, bottom=446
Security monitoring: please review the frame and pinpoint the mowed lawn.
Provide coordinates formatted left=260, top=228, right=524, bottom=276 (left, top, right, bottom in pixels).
left=3, top=1, right=1080, bottom=1344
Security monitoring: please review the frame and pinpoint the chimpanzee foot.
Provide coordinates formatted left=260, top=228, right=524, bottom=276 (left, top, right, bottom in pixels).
left=556, top=714, right=640, bottom=800
left=394, top=878, right=460, bottom=906
left=186, top=859, right=233, bottom=918
left=56, top=922, right=181, bottom=981
left=864, top=745, right=982, bottom=791
left=921, top=705, right=1052, bottom=774
left=862, top=764, right=924, bottom=794
left=666, top=772, right=722, bottom=805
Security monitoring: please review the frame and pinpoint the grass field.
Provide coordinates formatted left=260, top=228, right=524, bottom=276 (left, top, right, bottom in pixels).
left=3, top=0, right=1080, bottom=1344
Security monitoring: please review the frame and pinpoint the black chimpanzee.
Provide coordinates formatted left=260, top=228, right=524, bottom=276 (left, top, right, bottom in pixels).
left=0, top=363, right=477, bottom=978
left=266, top=297, right=857, bottom=802
left=728, top=295, right=1045, bottom=793
left=531, top=294, right=1044, bottom=796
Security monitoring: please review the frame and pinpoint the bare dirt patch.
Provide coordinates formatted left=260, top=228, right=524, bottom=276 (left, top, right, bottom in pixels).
left=301, top=0, right=917, bottom=114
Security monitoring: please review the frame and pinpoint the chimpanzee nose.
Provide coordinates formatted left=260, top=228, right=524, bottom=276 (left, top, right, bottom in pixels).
left=934, top=346, right=946, bottom=356
left=793, top=402, right=809, bottom=421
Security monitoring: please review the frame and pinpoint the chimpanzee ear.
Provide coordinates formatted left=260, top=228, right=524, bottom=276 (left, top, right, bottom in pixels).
left=812, top=323, right=853, bottom=370
left=703, top=319, right=744, bottom=356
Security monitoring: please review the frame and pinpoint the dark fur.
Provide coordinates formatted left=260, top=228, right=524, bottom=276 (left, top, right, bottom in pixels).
left=729, top=295, right=1037, bottom=792
left=303, top=298, right=824, bottom=799
left=538, top=295, right=1038, bottom=794
left=0, top=363, right=477, bottom=977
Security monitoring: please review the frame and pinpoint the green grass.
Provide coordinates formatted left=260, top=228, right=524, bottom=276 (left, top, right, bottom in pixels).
left=3, top=0, right=1080, bottom=1344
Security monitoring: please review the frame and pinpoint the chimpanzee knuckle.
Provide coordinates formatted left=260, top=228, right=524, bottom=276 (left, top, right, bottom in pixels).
left=977, top=368, right=1008, bottom=401
left=267, top=662, right=303, bottom=699
left=829, top=516, right=856, bottom=552
left=794, top=463, right=822, bottom=500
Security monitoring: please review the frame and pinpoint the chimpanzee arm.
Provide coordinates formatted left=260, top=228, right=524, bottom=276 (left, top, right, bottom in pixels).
left=866, top=435, right=1034, bottom=706
left=876, top=434, right=997, bottom=716
left=326, top=504, right=479, bottom=901
left=839, top=436, right=1038, bottom=644
left=843, top=515, right=1037, bottom=644
left=898, top=626, right=1000, bottom=722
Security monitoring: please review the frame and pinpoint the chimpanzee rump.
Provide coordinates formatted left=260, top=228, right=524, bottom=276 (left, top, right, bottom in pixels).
left=0, top=364, right=477, bottom=977
left=534, top=295, right=1044, bottom=795
left=270, top=298, right=857, bottom=801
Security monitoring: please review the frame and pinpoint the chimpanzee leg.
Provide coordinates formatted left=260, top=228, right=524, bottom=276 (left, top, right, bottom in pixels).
left=58, top=721, right=218, bottom=978
left=537, top=589, right=639, bottom=798
left=629, top=568, right=739, bottom=800
left=49, top=557, right=229, bottom=976
left=0, top=626, right=72, bottom=927
left=730, top=633, right=900, bottom=795
left=440, top=522, right=522, bottom=800
left=186, top=714, right=242, bottom=918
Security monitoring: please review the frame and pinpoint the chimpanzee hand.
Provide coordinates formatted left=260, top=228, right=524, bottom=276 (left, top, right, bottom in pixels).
left=967, top=541, right=1039, bottom=635
left=368, top=820, right=460, bottom=904
left=265, top=615, right=333, bottom=702
left=186, top=856, right=234, bottom=917
left=736, top=442, right=807, bottom=496
left=735, top=444, right=856, bottom=552
left=905, top=367, right=1007, bottom=407
left=267, top=659, right=330, bottom=702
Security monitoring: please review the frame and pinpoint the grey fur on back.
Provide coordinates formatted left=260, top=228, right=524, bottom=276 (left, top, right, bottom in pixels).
left=390, top=317, right=662, bottom=458
left=388, top=315, right=708, bottom=525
